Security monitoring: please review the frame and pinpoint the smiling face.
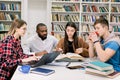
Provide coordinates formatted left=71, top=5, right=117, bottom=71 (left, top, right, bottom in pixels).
left=66, top=26, right=76, bottom=39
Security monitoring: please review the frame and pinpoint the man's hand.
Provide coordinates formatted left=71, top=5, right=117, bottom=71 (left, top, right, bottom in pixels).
left=35, top=50, right=48, bottom=56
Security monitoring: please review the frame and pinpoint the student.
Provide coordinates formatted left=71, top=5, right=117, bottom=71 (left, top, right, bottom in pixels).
left=0, top=19, right=38, bottom=80
left=56, top=22, right=89, bottom=57
left=88, top=17, right=120, bottom=72
left=22, top=23, right=58, bottom=56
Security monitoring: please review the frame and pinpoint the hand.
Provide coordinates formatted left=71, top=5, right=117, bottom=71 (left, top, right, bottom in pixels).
left=35, top=50, right=48, bottom=56
left=56, top=48, right=63, bottom=52
left=22, top=56, right=38, bottom=63
left=75, top=48, right=83, bottom=54
left=89, top=32, right=99, bottom=42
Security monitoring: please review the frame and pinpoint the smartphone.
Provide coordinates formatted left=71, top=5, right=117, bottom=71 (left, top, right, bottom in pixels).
left=67, top=65, right=84, bottom=69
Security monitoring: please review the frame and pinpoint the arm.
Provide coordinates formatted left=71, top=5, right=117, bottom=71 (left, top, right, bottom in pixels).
left=0, top=43, right=28, bottom=68
left=55, top=38, right=64, bottom=52
left=94, top=41, right=116, bottom=62
left=0, top=42, right=38, bottom=68
left=89, top=32, right=117, bottom=62
left=88, top=40, right=96, bottom=58
left=76, top=37, right=89, bottom=57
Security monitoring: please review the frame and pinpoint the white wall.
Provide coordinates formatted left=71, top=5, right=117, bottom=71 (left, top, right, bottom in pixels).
left=27, top=0, right=47, bottom=37
left=22, top=0, right=48, bottom=43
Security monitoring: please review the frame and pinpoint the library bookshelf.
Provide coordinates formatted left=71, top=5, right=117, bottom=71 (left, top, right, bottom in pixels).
left=0, top=0, right=22, bottom=40
left=48, top=0, right=120, bottom=40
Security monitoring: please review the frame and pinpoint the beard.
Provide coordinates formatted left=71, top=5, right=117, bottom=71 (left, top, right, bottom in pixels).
left=38, top=34, right=47, bottom=40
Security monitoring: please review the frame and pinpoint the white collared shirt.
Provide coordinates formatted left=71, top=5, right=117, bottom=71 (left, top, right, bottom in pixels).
left=22, top=34, right=58, bottom=55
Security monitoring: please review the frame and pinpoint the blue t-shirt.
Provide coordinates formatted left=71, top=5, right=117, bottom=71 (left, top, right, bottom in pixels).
left=101, top=41, right=120, bottom=72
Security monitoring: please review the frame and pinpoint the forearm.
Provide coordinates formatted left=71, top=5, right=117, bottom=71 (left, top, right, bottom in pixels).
left=89, top=45, right=95, bottom=58
left=80, top=48, right=89, bottom=57
left=35, top=50, right=48, bottom=56
left=1, top=58, right=22, bottom=68
left=94, top=42, right=107, bottom=62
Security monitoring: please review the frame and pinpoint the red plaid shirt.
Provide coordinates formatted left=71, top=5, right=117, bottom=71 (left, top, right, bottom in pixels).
left=0, top=35, right=29, bottom=80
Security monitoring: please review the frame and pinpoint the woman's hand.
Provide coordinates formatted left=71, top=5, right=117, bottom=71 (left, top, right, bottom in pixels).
left=22, top=56, right=38, bottom=63
left=56, top=48, right=63, bottom=52
left=75, top=48, right=83, bottom=54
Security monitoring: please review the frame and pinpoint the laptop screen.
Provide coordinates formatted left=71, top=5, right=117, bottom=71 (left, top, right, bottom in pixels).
left=31, top=51, right=60, bottom=67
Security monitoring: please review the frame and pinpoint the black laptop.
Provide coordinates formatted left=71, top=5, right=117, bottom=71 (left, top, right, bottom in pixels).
left=27, top=51, right=60, bottom=67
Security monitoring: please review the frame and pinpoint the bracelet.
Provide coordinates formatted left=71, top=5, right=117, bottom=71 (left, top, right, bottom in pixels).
left=93, top=40, right=99, bottom=44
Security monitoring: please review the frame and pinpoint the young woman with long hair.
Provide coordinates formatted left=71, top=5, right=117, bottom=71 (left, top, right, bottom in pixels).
left=56, top=22, right=89, bottom=57
left=0, top=19, right=38, bottom=80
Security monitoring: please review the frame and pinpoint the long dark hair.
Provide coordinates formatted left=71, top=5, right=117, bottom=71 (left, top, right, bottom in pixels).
left=64, top=22, right=79, bottom=54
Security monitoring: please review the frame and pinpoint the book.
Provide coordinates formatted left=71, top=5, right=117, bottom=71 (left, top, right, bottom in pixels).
left=30, top=68, right=55, bottom=76
left=107, top=71, right=120, bottom=79
left=88, top=61, right=113, bottom=71
left=55, top=53, right=85, bottom=62
left=86, top=66, right=114, bottom=75
left=86, top=71, right=120, bottom=79
left=48, top=61, right=70, bottom=67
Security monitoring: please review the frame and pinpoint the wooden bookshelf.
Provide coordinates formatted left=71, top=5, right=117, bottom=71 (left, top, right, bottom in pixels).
left=0, top=0, right=22, bottom=40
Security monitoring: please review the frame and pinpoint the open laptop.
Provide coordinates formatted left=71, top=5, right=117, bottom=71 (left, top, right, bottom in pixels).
left=27, top=51, right=60, bottom=68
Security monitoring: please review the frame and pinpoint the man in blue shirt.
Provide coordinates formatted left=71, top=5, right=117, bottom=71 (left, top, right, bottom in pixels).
left=88, top=17, right=120, bottom=72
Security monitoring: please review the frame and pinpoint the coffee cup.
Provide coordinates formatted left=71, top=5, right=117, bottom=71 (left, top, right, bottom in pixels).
left=19, top=65, right=31, bottom=74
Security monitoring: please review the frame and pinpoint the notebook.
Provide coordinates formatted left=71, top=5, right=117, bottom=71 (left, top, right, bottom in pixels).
left=30, top=67, right=55, bottom=76
left=23, top=51, right=60, bottom=68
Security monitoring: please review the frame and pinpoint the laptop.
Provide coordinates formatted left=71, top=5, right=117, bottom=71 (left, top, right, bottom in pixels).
left=27, top=51, right=60, bottom=68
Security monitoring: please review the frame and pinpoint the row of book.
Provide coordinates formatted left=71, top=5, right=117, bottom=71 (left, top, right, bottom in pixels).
left=81, top=25, right=120, bottom=32
left=52, top=0, right=120, bottom=2
left=111, top=0, right=120, bottom=2
left=82, top=5, right=109, bottom=12
left=82, top=0, right=109, bottom=2
left=52, top=23, right=79, bottom=31
left=53, top=24, right=65, bottom=31
left=52, top=23, right=120, bottom=32
left=52, top=4, right=79, bottom=12
left=0, top=12, right=20, bottom=21
left=52, top=0, right=79, bottom=1
left=110, top=15, right=120, bottom=22
left=0, top=33, right=6, bottom=40
left=111, top=6, right=120, bottom=12
left=0, top=3, right=21, bottom=11
left=52, top=14, right=79, bottom=22
left=81, top=15, right=108, bottom=22
left=0, top=23, right=10, bottom=31
left=52, top=24, right=120, bottom=32
left=81, top=24, right=94, bottom=32
left=113, top=26, right=120, bottom=32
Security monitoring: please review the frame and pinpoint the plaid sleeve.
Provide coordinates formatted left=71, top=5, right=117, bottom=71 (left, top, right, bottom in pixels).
left=0, top=41, right=28, bottom=68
